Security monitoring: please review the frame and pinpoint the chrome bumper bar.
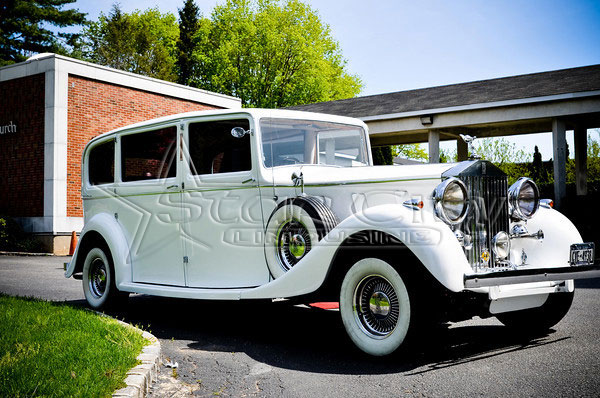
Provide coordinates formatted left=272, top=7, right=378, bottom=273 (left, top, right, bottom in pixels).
left=464, top=264, right=600, bottom=288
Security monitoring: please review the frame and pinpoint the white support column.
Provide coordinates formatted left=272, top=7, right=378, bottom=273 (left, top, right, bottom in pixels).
left=428, top=130, right=440, bottom=163
left=457, top=138, right=468, bottom=161
left=44, top=58, right=70, bottom=235
left=574, top=125, right=588, bottom=196
left=552, top=118, right=567, bottom=208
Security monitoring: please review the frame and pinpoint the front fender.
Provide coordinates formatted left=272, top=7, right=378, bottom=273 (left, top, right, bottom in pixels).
left=512, top=206, right=583, bottom=267
left=242, top=204, right=469, bottom=299
left=65, top=213, right=132, bottom=287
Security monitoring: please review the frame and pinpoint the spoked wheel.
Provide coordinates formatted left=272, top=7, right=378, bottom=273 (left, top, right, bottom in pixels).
left=353, top=275, right=401, bottom=338
left=266, top=196, right=337, bottom=278
left=88, top=256, right=108, bottom=300
left=340, top=258, right=412, bottom=356
left=82, top=246, right=128, bottom=310
left=276, top=218, right=312, bottom=272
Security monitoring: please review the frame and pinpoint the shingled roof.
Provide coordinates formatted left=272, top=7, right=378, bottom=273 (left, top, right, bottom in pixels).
left=288, top=64, right=600, bottom=118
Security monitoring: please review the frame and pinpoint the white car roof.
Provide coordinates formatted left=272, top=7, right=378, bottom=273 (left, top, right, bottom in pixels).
left=86, top=108, right=367, bottom=147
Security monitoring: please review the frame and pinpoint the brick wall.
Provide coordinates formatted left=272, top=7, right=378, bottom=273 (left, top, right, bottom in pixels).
left=0, top=74, right=45, bottom=217
left=67, top=75, right=218, bottom=217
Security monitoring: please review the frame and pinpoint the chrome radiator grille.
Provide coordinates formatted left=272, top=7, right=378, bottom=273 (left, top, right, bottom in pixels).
left=460, top=175, right=510, bottom=272
left=442, top=160, right=511, bottom=273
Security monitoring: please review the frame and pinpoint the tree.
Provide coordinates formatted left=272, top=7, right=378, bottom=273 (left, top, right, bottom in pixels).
left=193, top=0, right=362, bottom=107
left=473, top=138, right=530, bottom=165
left=394, top=144, right=427, bottom=162
left=473, top=138, right=531, bottom=184
left=176, top=0, right=200, bottom=85
left=81, top=4, right=178, bottom=81
left=372, top=146, right=394, bottom=165
left=531, top=145, right=546, bottom=182
left=0, top=0, right=86, bottom=66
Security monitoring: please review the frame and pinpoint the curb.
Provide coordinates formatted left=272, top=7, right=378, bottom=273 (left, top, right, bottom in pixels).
left=0, top=251, right=54, bottom=256
left=110, top=319, right=161, bottom=398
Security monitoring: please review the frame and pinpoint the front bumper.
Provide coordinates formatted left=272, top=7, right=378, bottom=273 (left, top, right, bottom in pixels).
left=464, top=264, right=600, bottom=288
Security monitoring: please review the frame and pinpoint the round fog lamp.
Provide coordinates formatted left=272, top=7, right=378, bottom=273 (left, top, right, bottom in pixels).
left=492, top=231, right=510, bottom=259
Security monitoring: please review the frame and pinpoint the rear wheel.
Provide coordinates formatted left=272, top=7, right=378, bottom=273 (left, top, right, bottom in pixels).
left=339, top=258, right=412, bottom=356
left=82, top=246, right=128, bottom=310
left=496, top=291, right=574, bottom=334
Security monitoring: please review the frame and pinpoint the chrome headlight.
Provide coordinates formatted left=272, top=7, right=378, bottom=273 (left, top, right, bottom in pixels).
left=433, top=177, right=468, bottom=225
left=508, top=177, right=540, bottom=220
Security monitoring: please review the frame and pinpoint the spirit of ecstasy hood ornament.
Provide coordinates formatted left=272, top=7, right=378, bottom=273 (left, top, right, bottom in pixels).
left=459, top=134, right=480, bottom=160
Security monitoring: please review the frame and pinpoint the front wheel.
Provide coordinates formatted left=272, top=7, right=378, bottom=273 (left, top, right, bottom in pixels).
left=82, top=246, right=128, bottom=310
left=339, top=258, right=411, bottom=356
left=496, top=290, right=574, bottom=334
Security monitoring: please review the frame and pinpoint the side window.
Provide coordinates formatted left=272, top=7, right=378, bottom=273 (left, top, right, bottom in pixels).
left=121, top=126, right=177, bottom=182
left=189, top=119, right=251, bottom=175
left=88, top=140, right=115, bottom=185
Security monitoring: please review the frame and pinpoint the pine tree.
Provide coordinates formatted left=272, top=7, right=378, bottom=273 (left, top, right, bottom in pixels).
left=176, top=0, right=200, bottom=85
left=0, top=0, right=86, bottom=66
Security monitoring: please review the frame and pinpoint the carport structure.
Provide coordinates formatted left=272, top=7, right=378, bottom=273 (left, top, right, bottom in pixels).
left=290, top=65, right=600, bottom=208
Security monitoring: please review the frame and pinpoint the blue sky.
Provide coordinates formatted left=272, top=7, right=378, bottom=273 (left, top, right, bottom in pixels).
left=68, top=0, right=600, bottom=159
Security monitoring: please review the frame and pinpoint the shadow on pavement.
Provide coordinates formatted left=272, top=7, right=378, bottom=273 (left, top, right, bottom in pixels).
left=575, top=278, right=600, bottom=289
left=60, top=294, right=570, bottom=376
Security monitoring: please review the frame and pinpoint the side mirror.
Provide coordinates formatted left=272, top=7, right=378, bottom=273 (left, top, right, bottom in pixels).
left=231, top=127, right=249, bottom=138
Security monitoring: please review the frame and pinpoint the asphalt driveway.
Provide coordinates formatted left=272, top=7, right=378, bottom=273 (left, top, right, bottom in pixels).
left=1, top=255, right=599, bottom=397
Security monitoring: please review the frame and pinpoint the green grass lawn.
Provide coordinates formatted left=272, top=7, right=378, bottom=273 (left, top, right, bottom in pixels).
left=0, top=295, right=147, bottom=397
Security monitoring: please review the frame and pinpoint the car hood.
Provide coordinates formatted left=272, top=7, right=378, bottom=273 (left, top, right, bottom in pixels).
left=270, top=163, right=457, bottom=186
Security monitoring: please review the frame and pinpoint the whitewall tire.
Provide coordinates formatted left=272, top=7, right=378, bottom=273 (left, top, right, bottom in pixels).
left=265, top=197, right=337, bottom=279
left=340, top=258, right=411, bottom=356
left=82, top=246, right=126, bottom=310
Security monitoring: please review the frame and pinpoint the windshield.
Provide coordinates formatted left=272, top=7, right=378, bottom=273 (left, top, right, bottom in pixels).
left=260, top=118, right=369, bottom=168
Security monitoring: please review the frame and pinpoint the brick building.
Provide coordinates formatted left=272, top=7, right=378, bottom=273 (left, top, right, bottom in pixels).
left=0, top=54, right=240, bottom=254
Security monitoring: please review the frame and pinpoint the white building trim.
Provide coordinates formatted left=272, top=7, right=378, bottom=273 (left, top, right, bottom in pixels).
left=0, top=54, right=241, bottom=109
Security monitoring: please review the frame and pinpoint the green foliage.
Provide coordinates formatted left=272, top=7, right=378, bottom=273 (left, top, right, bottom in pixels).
left=393, top=144, right=428, bottom=162
left=440, top=148, right=457, bottom=163
left=440, top=138, right=533, bottom=184
left=192, top=0, right=362, bottom=107
left=81, top=4, right=179, bottom=81
left=473, top=138, right=531, bottom=165
left=0, top=295, right=147, bottom=397
left=565, top=133, right=600, bottom=186
left=0, top=0, right=87, bottom=66
left=176, top=0, right=201, bottom=85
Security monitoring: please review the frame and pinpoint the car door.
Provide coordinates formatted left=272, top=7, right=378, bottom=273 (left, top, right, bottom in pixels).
left=181, top=115, right=269, bottom=288
left=113, top=123, right=186, bottom=286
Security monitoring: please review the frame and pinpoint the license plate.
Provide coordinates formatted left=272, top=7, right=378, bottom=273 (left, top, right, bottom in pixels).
left=570, top=243, right=595, bottom=266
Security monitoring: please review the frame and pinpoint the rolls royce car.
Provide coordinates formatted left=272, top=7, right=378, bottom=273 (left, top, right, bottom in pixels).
left=65, top=109, right=599, bottom=356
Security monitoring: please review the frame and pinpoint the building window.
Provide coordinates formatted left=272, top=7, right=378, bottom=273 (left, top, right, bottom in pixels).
left=121, top=126, right=177, bottom=182
left=88, top=140, right=115, bottom=185
left=189, top=119, right=251, bottom=175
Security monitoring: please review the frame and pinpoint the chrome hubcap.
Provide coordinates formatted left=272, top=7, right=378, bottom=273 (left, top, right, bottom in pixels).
left=89, top=258, right=107, bottom=299
left=289, top=234, right=306, bottom=259
left=354, top=275, right=400, bottom=338
left=369, top=291, right=391, bottom=318
left=276, top=219, right=311, bottom=271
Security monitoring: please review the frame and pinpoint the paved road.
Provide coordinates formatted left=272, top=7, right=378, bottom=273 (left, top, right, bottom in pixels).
left=1, top=255, right=600, bottom=397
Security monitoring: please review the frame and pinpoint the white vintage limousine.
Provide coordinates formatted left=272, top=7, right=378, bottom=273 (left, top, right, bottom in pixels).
left=66, top=109, right=599, bottom=356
